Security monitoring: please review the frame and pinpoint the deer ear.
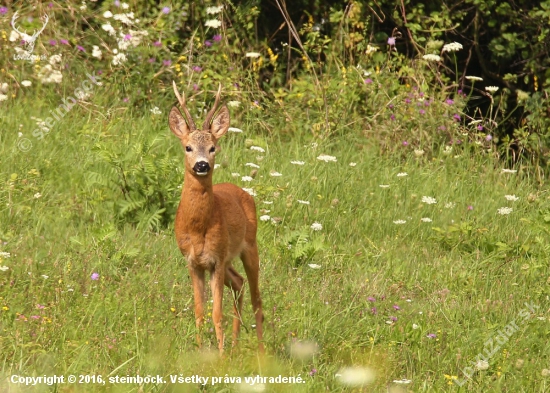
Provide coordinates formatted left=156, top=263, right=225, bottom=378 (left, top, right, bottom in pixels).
left=169, top=106, right=190, bottom=139
left=210, top=106, right=230, bottom=140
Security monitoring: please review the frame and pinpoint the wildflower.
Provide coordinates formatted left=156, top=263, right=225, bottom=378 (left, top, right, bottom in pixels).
left=245, top=163, right=259, bottom=168
left=445, top=99, right=454, bottom=105
left=249, top=146, right=265, bottom=153
left=49, top=54, right=62, bottom=65
left=542, top=369, right=550, bottom=377
left=317, top=154, right=337, bottom=162
left=49, top=40, right=57, bottom=46
left=263, top=201, right=273, bottom=205
left=213, top=34, right=222, bottom=42
left=270, top=171, right=282, bottom=177
left=442, top=42, right=463, bottom=52
left=205, top=19, right=222, bottom=28
left=60, top=39, right=69, bottom=45
left=379, top=185, right=390, bottom=188
left=426, top=333, right=436, bottom=339
left=501, top=169, right=517, bottom=173
left=206, top=5, right=223, bottom=14
left=191, top=65, right=202, bottom=72
left=121, top=2, right=129, bottom=9
left=402, top=141, right=409, bottom=146
left=485, top=86, right=499, bottom=93
left=227, top=101, right=241, bottom=108
left=497, top=207, right=513, bottom=215
left=0, top=252, right=10, bottom=259
left=21, top=80, right=32, bottom=87
left=412, top=323, right=420, bottom=330
left=387, top=37, right=396, bottom=45
left=0, top=266, right=9, bottom=271
left=0, top=7, right=7, bottom=15
left=297, top=200, right=310, bottom=205
left=397, top=172, right=408, bottom=177
left=91, top=272, right=99, bottom=280
left=92, top=46, right=102, bottom=59
left=311, top=222, right=322, bottom=231
left=153, top=41, right=162, bottom=47
left=367, top=297, right=376, bottom=302
left=414, top=149, right=424, bottom=156
left=419, top=109, right=426, bottom=115
left=393, top=220, right=406, bottom=224
left=364, top=78, right=373, bottom=84
left=161, top=6, right=170, bottom=14
left=465, top=76, right=483, bottom=81
left=163, top=60, right=172, bottom=66
left=291, top=160, right=305, bottom=165
left=102, top=23, right=116, bottom=36
left=444, top=202, right=455, bottom=208
left=246, top=52, right=261, bottom=58
left=204, top=40, right=212, bottom=47
left=241, top=176, right=253, bottom=182
left=309, top=368, right=318, bottom=376
left=393, top=305, right=401, bottom=310
left=504, top=195, right=519, bottom=201
left=34, top=193, right=42, bottom=199
left=308, top=264, right=321, bottom=269
left=259, top=215, right=270, bottom=222
left=393, top=379, right=412, bottom=384
left=422, top=196, right=437, bottom=204
left=467, top=205, right=474, bottom=210
left=242, top=188, right=256, bottom=196
left=103, top=10, right=113, bottom=18
left=421, top=217, right=432, bottom=222
left=366, top=44, right=378, bottom=54
left=335, top=367, right=375, bottom=387
left=150, top=107, right=162, bottom=115
left=112, top=53, right=127, bottom=65
left=422, top=54, right=441, bottom=62
left=475, top=360, right=489, bottom=371
left=231, top=173, right=240, bottom=177
left=453, top=114, right=461, bottom=121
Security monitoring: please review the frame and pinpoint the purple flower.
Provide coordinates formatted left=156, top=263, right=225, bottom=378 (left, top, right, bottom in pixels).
left=153, top=41, right=162, bottom=47
left=0, top=6, right=8, bottom=15
left=438, top=125, right=446, bottom=131
left=393, top=305, right=401, bottom=310
left=163, top=59, right=172, bottom=66
left=77, top=45, right=85, bottom=52
left=97, top=70, right=103, bottom=75
left=91, top=272, right=99, bottom=280
left=123, top=97, right=129, bottom=103
left=402, top=141, right=409, bottom=146
left=213, top=34, right=222, bottom=42
left=371, top=307, right=377, bottom=315
left=364, top=78, right=373, bottom=84
left=193, top=83, right=199, bottom=91
left=453, top=114, right=461, bottom=121
left=31, top=315, right=40, bottom=320
left=405, top=98, right=411, bottom=104
left=192, top=66, right=202, bottom=72
left=388, top=104, right=394, bottom=109
left=367, top=297, right=376, bottom=302
left=427, top=333, right=436, bottom=339
left=419, top=92, right=424, bottom=98
left=48, top=3, right=53, bottom=8
left=478, top=125, right=484, bottom=131
left=485, top=134, right=492, bottom=141
left=49, top=39, right=57, bottom=46
left=60, top=39, right=69, bottom=45
left=419, top=109, right=426, bottom=115
left=148, top=57, right=156, bottom=63
left=390, top=316, right=398, bottom=321
left=467, top=205, right=474, bottom=211
left=114, top=0, right=121, bottom=7
left=36, top=304, right=45, bottom=309
left=124, top=34, right=132, bottom=41
left=390, top=114, right=396, bottom=121
left=309, top=369, right=317, bottom=376
left=162, top=6, right=170, bottom=14
left=204, top=40, right=212, bottom=47
left=387, top=37, right=396, bottom=46
left=445, top=99, right=454, bottom=105
left=424, top=100, right=431, bottom=106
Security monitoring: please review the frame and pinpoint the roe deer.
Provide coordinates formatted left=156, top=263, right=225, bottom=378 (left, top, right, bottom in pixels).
left=168, top=82, right=264, bottom=354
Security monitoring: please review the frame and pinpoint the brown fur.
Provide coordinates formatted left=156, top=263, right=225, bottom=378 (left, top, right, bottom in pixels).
left=168, top=87, right=264, bottom=354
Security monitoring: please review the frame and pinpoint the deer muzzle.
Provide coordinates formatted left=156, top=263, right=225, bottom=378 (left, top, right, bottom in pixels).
left=193, top=161, right=211, bottom=176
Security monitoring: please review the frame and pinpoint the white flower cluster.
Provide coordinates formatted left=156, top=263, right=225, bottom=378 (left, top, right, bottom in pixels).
left=442, top=42, right=463, bottom=52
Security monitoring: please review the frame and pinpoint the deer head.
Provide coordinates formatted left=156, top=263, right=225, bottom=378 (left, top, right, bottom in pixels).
left=11, top=11, right=49, bottom=54
left=169, top=82, right=230, bottom=177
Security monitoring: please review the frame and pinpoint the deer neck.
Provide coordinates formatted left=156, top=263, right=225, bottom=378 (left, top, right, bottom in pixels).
left=178, top=170, right=214, bottom=232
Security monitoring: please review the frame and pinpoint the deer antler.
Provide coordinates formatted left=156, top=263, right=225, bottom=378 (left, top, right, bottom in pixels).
left=202, top=83, right=222, bottom=130
left=11, top=12, right=49, bottom=40
left=172, top=81, right=197, bottom=131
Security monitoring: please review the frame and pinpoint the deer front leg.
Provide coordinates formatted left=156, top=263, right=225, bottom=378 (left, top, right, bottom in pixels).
left=189, top=265, right=206, bottom=348
left=210, top=265, right=225, bottom=354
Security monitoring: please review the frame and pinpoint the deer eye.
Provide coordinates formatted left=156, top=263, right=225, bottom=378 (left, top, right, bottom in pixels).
left=185, top=146, right=192, bottom=152
left=209, top=146, right=216, bottom=153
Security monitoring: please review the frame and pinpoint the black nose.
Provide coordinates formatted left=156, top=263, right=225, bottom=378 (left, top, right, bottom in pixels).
left=193, top=161, right=210, bottom=173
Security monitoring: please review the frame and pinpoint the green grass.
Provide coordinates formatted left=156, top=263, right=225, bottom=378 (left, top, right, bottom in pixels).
left=1, top=88, right=550, bottom=393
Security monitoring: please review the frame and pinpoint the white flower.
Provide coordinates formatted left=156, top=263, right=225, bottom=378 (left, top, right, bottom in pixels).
left=80, top=2, right=87, bottom=10
left=308, top=264, right=321, bottom=269
left=270, top=171, right=282, bottom=177
left=297, top=200, right=310, bottom=205
left=0, top=94, right=7, bottom=102
left=421, top=217, right=432, bottom=222
left=263, top=201, right=273, bottom=204
left=414, top=149, right=425, bottom=156
left=396, top=172, right=408, bottom=177
left=393, top=220, right=406, bottom=224
left=103, top=10, right=113, bottom=18
left=245, top=163, right=260, bottom=168
left=113, top=12, right=135, bottom=25
left=41, top=274, right=49, bottom=279
left=393, top=379, right=412, bottom=384
left=0, top=266, right=9, bottom=271
left=242, top=188, right=256, bottom=196
left=310, top=222, right=322, bottom=231
left=349, top=162, right=357, bottom=167
left=227, top=101, right=241, bottom=108
left=335, top=367, right=375, bottom=387
left=21, top=80, right=32, bottom=87
left=0, top=83, right=8, bottom=93
left=101, top=23, right=116, bottom=36
left=423, top=54, right=441, bottom=62
left=259, top=215, right=271, bottom=222
left=118, top=37, right=131, bottom=51
left=291, top=161, right=305, bottom=165
left=501, top=169, right=517, bottom=173
left=412, top=323, right=420, bottom=330
left=150, top=107, right=162, bottom=115
left=112, top=53, right=127, bottom=66
left=366, top=44, right=378, bottom=54
left=250, top=146, right=265, bottom=153
left=379, top=185, right=390, bottom=188
left=443, top=145, right=453, bottom=155
left=497, top=207, right=513, bottom=215
left=206, top=5, right=223, bottom=14
left=442, top=42, right=463, bottom=52
left=121, top=2, right=129, bottom=9
left=246, top=52, right=261, bottom=58
left=504, top=195, right=519, bottom=201
left=317, top=154, right=337, bottom=162
left=205, top=19, right=222, bottom=28
left=421, top=196, right=437, bottom=205
left=0, top=252, right=11, bottom=259
left=231, top=173, right=240, bottom=177
left=49, top=54, right=62, bottom=66
left=466, top=76, right=483, bottom=81
left=485, top=86, right=499, bottom=93
left=34, top=193, right=42, bottom=199
left=38, top=65, right=63, bottom=84
left=9, top=30, right=20, bottom=42
left=228, top=127, right=243, bottom=133
left=214, top=164, right=220, bottom=169
left=92, top=45, right=102, bottom=59
left=475, top=360, right=489, bottom=371
left=241, top=176, right=253, bottom=182
left=444, top=202, right=456, bottom=208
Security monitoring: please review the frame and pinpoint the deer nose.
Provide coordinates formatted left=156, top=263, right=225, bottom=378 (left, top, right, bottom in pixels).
left=193, top=161, right=210, bottom=174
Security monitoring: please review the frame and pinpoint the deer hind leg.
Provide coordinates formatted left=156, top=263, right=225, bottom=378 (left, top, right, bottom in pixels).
left=241, top=242, right=265, bottom=353
left=210, top=265, right=226, bottom=354
left=224, top=266, right=244, bottom=346
left=189, top=266, right=206, bottom=349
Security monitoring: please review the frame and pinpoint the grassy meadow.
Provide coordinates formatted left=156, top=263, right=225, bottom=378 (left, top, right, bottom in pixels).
left=1, top=1, right=550, bottom=392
